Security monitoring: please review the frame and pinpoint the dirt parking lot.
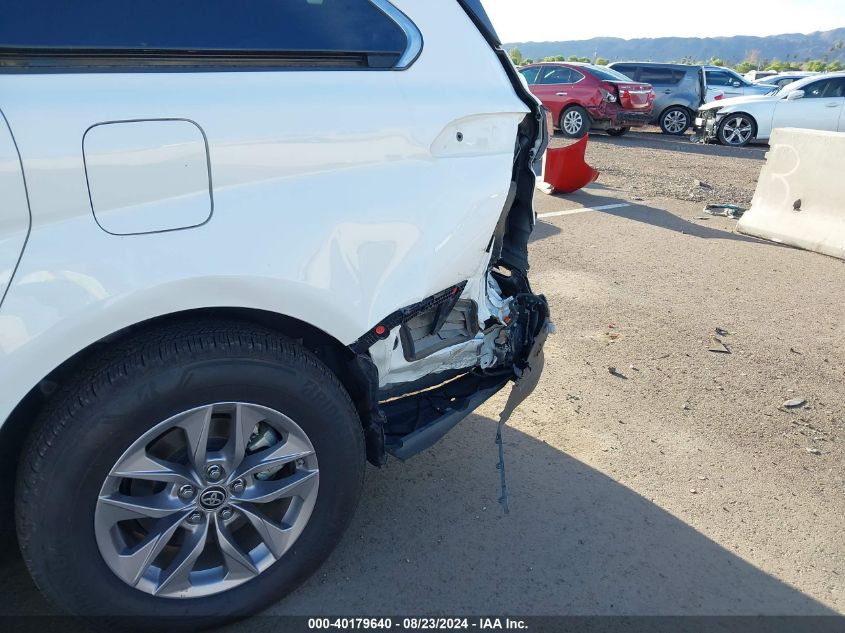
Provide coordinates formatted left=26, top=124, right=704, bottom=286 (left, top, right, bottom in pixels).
left=2, top=129, right=843, bottom=622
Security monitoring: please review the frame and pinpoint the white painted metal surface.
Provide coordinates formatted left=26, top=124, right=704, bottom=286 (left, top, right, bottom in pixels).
left=84, top=119, right=213, bottom=235
left=0, top=0, right=531, bottom=426
left=0, top=112, right=30, bottom=304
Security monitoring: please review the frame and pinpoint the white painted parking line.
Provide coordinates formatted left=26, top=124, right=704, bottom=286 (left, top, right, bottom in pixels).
left=538, top=203, right=631, bottom=219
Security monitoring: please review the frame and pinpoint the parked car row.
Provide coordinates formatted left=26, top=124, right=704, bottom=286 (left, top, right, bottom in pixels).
left=520, top=60, right=844, bottom=148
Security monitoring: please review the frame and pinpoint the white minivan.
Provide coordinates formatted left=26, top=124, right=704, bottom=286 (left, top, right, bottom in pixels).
left=0, top=0, right=549, bottom=623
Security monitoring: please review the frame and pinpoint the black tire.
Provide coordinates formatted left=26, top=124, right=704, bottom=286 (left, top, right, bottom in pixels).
left=717, top=112, right=757, bottom=147
left=606, top=127, right=630, bottom=137
left=659, top=106, right=691, bottom=135
left=559, top=105, right=590, bottom=138
left=16, top=320, right=365, bottom=626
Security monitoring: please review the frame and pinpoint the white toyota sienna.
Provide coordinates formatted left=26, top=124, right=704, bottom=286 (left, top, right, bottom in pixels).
left=0, top=0, right=550, bottom=623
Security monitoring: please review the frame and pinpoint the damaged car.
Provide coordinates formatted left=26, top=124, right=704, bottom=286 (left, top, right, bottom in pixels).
left=519, top=62, right=655, bottom=137
left=694, top=72, right=845, bottom=146
left=0, top=0, right=549, bottom=624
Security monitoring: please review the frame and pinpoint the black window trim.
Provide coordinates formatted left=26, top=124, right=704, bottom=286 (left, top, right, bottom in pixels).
left=0, top=0, right=423, bottom=74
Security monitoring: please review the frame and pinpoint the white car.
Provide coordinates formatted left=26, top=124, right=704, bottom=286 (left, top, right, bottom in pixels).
left=694, top=72, right=845, bottom=146
left=753, top=72, right=819, bottom=89
left=0, top=0, right=549, bottom=623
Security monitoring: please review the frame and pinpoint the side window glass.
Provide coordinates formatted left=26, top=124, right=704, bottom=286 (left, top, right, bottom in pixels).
left=706, top=71, right=731, bottom=87
left=538, top=67, right=574, bottom=85
left=640, top=68, right=681, bottom=85
left=611, top=65, right=637, bottom=80
left=822, top=79, right=845, bottom=98
left=519, top=67, right=541, bottom=85
left=0, top=0, right=412, bottom=68
left=803, top=80, right=830, bottom=98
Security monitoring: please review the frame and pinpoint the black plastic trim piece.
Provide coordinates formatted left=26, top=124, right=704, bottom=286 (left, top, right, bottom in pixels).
left=386, top=378, right=508, bottom=460
left=349, top=281, right=468, bottom=354
left=0, top=49, right=392, bottom=73
left=399, top=299, right=478, bottom=363
left=457, top=0, right=502, bottom=46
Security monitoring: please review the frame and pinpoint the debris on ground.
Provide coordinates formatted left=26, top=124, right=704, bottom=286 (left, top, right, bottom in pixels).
left=783, top=398, right=808, bottom=409
left=708, top=336, right=731, bottom=354
left=694, top=179, right=712, bottom=189
left=704, top=203, right=746, bottom=219
left=715, top=327, right=730, bottom=337
left=806, top=447, right=822, bottom=455
left=608, top=366, right=626, bottom=378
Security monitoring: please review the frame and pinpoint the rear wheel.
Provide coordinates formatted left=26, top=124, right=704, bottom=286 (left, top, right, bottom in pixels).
left=660, top=106, right=690, bottom=135
left=560, top=106, right=590, bottom=138
left=606, top=127, right=630, bottom=137
left=16, top=321, right=365, bottom=624
left=717, top=113, right=756, bottom=147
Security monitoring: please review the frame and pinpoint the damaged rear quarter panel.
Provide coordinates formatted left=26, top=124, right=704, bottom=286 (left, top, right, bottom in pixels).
left=346, top=1, right=551, bottom=465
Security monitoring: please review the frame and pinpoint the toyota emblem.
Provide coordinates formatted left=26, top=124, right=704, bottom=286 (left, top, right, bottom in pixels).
left=199, top=486, right=227, bottom=510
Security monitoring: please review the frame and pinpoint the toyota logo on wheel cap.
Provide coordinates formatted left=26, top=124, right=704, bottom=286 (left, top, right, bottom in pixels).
left=199, top=486, right=227, bottom=510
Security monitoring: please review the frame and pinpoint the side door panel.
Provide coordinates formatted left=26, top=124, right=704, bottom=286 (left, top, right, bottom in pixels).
left=532, top=66, right=579, bottom=124
left=772, top=80, right=844, bottom=132
left=0, top=110, right=30, bottom=305
left=705, top=70, right=743, bottom=102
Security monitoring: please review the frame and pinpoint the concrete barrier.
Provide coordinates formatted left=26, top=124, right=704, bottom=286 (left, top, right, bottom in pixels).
left=737, top=128, right=845, bottom=260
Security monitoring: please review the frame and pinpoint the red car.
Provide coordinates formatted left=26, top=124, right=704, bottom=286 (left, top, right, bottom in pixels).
left=519, top=62, right=655, bottom=137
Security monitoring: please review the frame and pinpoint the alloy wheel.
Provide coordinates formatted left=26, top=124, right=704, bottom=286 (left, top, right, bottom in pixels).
left=663, top=110, right=688, bottom=134
left=94, top=402, right=319, bottom=598
left=562, top=110, right=584, bottom=136
left=721, top=116, right=754, bottom=145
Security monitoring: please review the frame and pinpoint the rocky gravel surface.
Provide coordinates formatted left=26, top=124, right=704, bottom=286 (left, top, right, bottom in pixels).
left=551, top=127, right=767, bottom=207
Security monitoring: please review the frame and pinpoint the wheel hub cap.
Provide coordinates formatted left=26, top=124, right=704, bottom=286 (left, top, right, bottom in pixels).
left=665, top=111, right=686, bottom=133
left=198, top=486, right=228, bottom=510
left=94, top=402, right=319, bottom=598
left=564, top=111, right=583, bottom=134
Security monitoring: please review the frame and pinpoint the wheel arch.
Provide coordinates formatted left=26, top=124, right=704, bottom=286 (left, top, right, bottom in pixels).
left=0, top=307, right=373, bottom=540
left=718, top=111, right=759, bottom=144
left=659, top=103, right=694, bottom=119
left=559, top=104, right=592, bottom=133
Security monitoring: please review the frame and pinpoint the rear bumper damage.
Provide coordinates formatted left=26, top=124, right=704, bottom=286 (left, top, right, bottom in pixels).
left=588, top=102, right=652, bottom=129
left=346, top=18, right=552, bottom=467
left=349, top=283, right=550, bottom=466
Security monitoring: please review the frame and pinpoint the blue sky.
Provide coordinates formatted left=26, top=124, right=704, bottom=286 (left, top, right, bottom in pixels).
left=482, top=0, right=845, bottom=43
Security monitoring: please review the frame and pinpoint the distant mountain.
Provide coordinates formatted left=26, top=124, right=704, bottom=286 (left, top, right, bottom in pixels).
left=506, top=28, right=845, bottom=65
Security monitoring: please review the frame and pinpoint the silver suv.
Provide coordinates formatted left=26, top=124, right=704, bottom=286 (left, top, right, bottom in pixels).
left=608, top=62, right=705, bottom=134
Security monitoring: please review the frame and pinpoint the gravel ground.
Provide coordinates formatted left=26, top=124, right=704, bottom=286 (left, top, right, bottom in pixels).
left=553, top=127, right=767, bottom=207
left=1, top=129, right=842, bottom=624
